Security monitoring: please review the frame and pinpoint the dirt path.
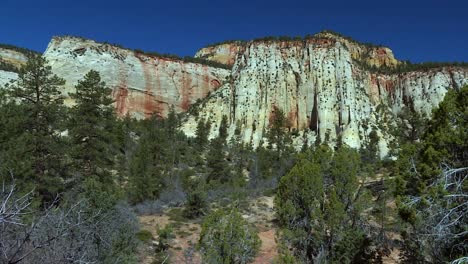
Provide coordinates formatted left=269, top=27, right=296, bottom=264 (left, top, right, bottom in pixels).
left=254, top=228, right=278, bottom=263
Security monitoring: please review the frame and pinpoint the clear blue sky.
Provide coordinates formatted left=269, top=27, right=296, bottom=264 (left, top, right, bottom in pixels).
left=1, top=0, right=467, bottom=62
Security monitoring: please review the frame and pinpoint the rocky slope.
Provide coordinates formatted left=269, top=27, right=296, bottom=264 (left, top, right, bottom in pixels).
left=182, top=33, right=468, bottom=157
left=42, top=36, right=231, bottom=118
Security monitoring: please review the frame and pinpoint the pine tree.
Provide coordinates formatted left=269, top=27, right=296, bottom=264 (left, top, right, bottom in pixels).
left=267, top=107, right=288, bottom=154
left=6, top=54, right=66, bottom=201
left=206, top=137, right=230, bottom=184
left=67, top=70, right=119, bottom=207
left=218, top=115, right=228, bottom=143
left=0, top=90, right=32, bottom=189
left=195, top=118, right=211, bottom=149
left=127, top=117, right=168, bottom=203
left=68, top=71, right=115, bottom=178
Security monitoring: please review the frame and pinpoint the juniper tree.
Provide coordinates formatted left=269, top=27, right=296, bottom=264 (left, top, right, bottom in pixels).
left=199, top=208, right=261, bottom=264
left=275, top=145, right=376, bottom=263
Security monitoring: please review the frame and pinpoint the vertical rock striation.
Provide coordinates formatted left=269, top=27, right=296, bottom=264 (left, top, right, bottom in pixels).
left=182, top=34, right=468, bottom=157
left=43, top=36, right=231, bottom=118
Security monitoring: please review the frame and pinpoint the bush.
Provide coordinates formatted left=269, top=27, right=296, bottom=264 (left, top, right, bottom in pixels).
left=199, top=208, right=261, bottom=264
left=136, top=230, right=154, bottom=242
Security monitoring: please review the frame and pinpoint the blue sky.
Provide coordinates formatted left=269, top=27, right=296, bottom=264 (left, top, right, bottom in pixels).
left=1, top=0, right=467, bottom=62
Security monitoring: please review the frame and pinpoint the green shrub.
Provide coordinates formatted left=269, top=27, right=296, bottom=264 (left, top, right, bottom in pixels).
left=199, top=208, right=260, bottom=264
left=136, top=229, right=153, bottom=242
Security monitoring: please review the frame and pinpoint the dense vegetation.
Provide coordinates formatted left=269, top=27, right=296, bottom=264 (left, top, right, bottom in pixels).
left=0, top=54, right=466, bottom=263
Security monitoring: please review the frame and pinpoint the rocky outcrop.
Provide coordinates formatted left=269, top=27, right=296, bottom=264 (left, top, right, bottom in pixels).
left=43, top=36, right=231, bottom=118
left=0, top=46, right=29, bottom=69
left=0, top=46, right=30, bottom=87
left=314, top=31, right=401, bottom=68
left=182, top=35, right=468, bottom=157
left=195, top=42, right=244, bottom=66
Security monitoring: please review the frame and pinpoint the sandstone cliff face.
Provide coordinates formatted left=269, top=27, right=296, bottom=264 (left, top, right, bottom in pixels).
left=0, top=70, right=17, bottom=88
left=195, top=42, right=243, bottom=66
left=313, top=32, right=401, bottom=68
left=0, top=47, right=29, bottom=68
left=182, top=36, right=468, bottom=157
left=0, top=46, right=29, bottom=88
left=43, top=36, right=230, bottom=118
left=1, top=34, right=466, bottom=157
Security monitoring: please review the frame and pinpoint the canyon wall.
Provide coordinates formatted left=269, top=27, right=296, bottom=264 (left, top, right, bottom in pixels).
left=1, top=33, right=466, bottom=157
left=43, top=36, right=231, bottom=118
left=182, top=34, right=467, bottom=157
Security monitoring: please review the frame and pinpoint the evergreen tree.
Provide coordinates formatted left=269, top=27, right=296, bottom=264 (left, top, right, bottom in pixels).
left=267, top=107, right=289, bottom=155
left=6, top=54, right=66, bottom=201
left=275, top=145, right=375, bottom=263
left=206, top=137, right=230, bottom=184
left=0, top=90, right=33, bottom=190
left=218, top=115, right=229, bottom=143
left=396, top=85, right=468, bottom=263
left=184, top=177, right=208, bottom=218
left=162, top=105, right=188, bottom=167
left=195, top=118, right=211, bottom=149
left=67, top=70, right=119, bottom=207
left=199, top=208, right=261, bottom=264
left=127, top=116, right=168, bottom=203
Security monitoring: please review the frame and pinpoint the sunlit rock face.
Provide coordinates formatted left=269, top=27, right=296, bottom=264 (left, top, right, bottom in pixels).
left=0, top=47, right=29, bottom=68
left=43, top=36, right=230, bottom=118
left=182, top=34, right=468, bottom=157
left=195, top=42, right=244, bottom=66
left=0, top=46, right=29, bottom=87
left=1, top=34, right=467, bottom=157
left=0, top=70, right=17, bottom=87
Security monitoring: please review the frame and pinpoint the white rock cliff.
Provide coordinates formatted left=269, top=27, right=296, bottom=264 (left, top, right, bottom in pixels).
left=43, top=36, right=231, bottom=118
left=1, top=34, right=466, bottom=157
left=182, top=35, right=467, bottom=157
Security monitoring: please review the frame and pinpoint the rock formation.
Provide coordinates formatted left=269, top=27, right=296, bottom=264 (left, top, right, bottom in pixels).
left=0, top=70, right=17, bottom=88
left=42, top=36, right=230, bottom=118
left=182, top=33, right=468, bottom=157
left=195, top=41, right=244, bottom=66
left=0, top=45, right=29, bottom=87
left=1, top=32, right=466, bottom=157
